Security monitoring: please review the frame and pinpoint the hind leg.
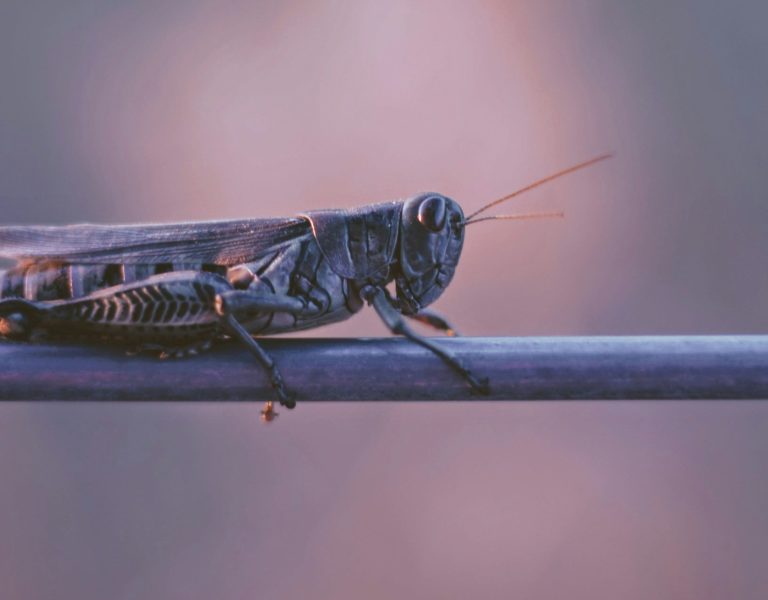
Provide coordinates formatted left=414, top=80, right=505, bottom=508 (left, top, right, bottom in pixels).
left=0, top=299, right=43, bottom=340
left=0, top=312, right=30, bottom=339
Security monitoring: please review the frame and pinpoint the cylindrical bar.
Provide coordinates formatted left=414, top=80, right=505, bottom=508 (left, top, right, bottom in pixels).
left=1, top=336, right=767, bottom=402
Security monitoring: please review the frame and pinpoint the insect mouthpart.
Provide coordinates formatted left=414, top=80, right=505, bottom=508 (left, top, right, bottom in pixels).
left=393, top=278, right=421, bottom=315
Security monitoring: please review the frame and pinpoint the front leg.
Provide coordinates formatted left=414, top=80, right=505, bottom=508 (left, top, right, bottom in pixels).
left=407, top=308, right=460, bottom=336
left=380, top=288, right=460, bottom=336
left=362, top=286, right=489, bottom=394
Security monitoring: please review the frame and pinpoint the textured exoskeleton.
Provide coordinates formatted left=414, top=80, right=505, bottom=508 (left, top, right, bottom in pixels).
left=0, top=195, right=486, bottom=417
left=0, top=155, right=609, bottom=418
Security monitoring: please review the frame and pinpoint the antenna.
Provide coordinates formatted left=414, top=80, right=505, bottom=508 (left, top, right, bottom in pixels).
left=463, top=211, right=564, bottom=226
left=465, top=153, right=612, bottom=223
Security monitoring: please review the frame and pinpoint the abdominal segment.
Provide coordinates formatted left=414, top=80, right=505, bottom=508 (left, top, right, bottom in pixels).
left=0, top=236, right=368, bottom=343
left=0, top=261, right=227, bottom=302
left=40, top=271, right=231, bottom=343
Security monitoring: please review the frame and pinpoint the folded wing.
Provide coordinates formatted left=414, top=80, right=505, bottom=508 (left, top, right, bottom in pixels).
left=0, top=217, right=312, bottom=265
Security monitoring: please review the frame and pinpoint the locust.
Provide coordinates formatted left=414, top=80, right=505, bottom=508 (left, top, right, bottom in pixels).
left=0, top=155, right=609, bottom=420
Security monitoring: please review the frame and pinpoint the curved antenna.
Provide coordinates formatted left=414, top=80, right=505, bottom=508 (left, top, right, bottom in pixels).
left=465, top=153, right=612, bottom=222
left=463, top=211, right=564, bottom=226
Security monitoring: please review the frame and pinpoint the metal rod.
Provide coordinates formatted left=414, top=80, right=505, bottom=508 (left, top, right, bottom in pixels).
left=1, top=336, right=767, bottom=402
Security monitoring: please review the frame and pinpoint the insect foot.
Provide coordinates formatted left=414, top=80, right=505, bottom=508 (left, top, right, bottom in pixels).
left=0, top=312, right=29, bottom=339
left=0, top=299, right=43, bottom=340
left=468, top=373, right=491, bottom=395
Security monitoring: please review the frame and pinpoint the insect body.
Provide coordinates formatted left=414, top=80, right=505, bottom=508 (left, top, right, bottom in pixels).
left=0, top=156, right=609, bottom=418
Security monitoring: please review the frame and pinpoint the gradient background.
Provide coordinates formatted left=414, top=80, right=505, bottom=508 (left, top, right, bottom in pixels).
left=2, top=1, right=768, bottom=598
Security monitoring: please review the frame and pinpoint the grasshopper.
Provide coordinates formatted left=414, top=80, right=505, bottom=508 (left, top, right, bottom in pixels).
left=0, top=155, right=609, bottom=419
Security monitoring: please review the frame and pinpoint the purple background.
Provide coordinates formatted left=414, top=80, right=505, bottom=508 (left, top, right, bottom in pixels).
left=1, top=1, right=767, bottom=598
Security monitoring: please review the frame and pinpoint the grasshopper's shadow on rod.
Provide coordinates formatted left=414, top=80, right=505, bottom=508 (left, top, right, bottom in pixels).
left=0, top=155, right=611, bottom=420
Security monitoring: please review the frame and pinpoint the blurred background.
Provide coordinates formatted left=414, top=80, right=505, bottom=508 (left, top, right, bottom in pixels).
left=1, top=1, right=767, bottom=598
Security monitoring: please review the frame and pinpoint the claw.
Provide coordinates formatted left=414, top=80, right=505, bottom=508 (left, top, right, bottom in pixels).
left=274, top=382, right=295, bottom=409
left=470, top=375, right=491, bottom=395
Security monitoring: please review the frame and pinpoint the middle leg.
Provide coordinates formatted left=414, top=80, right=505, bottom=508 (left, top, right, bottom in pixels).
left=215, top=288, right=319, bottom=414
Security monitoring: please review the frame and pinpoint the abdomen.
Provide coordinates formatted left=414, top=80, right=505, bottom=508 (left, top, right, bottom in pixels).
left=1, top=263, right=230, bottom=344
left=42, top=271, right=230, bottom=344
left=0, top=261, right=226, bottom=301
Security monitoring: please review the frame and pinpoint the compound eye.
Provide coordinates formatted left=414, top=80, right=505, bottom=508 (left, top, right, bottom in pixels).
left=417, top=195, right=447, bottom=232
